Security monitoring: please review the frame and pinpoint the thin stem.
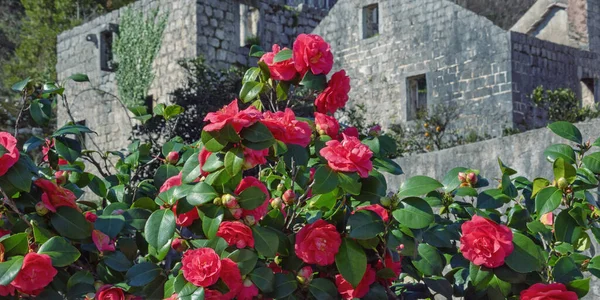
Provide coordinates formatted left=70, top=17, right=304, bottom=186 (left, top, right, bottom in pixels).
left=13, top=91, right=29, bottom=136
left=0, top=187, right=31, bottom=228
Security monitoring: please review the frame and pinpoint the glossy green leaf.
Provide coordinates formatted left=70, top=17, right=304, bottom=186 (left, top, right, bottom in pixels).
left=1, top=233, right=28, bottom=256
left=273, top=272, right=298, bottom=298
left=51, top=207, right=93, bottom=240
left=392, top=197, right=434, bottom=229
left=187, top=182, right=218, bottom=206
left=554, top=210, right=582, bottom=244
left=505, top=232, right=545, bottom=273
left=583, top=152, right=600, bottom=174
left=103, top=251, right=133, bottom=272
left=239, top=81, right=264, bottom=103
left=144, top=209, right=176, bottom=251
left=308, top=278, right=338, bottom=300
left=553, top=157, right=576, bottom=183
left=250, top=267, right=274, bottom=293
left=553, top=256, right=583, bottom=284
left=398, top=176, right=443, bottom=198
left=228, top=249, right=258, bottom=275
left=0, top=256, right=23, bottom=285
left=38, top=237, right=81, bottom=267
left=95, top=215, right=125, bottom=238
left=535, top=186, right=562, bottom=215
left=543, top=144, right=576, bottom=164
left=239, top=186, right=267, bottom=210
left=202, top=207, right=223, bottom=239
left=300, top=71, right=327, bottom=91
left=68, top=73, right=89, bottom=82
left=335, top=238, right=367, bottom=288
left=412, top=244, right=445, bottom=276
left=312, top=166, right=338, bottom=195
left=224, top=147, right=244, bottom=177
left=348, top=210, right=385, bottom=240
left=252, top=226, right=278, bottom=258
left=548, top=121, right=582, bottom=144
left=126, top=262, right=162, bottom=286
left=273, top=49, right=292, bottom=63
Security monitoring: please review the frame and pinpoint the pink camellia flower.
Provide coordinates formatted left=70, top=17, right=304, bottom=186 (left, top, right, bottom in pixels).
left=262, top=108, right=312, bottom=147
left=355, top=204, right=389, bottom=222
left=260, top=44, right=297, bottom=81
left=295, top=219, right=342, bottom=266
left=0, top=132, right=19, bottom=176
left=520, top=283, right=578, bottom=300
left=198, top=147, right=212, bottom=177
left=315, top=70, right=351, bottom=114
left=92, top=230, right=116, bottom=252
left=320, top=134, right=373, bottom=178
left=460, top=215, right=514, bottom=268
left=203, top=100, right=262, bottom=133
left=238, top=279, right=259, bottom=300
left=216, top=221, right=255, bottom=249
left=34, top=178, right=80, bottom=213
left=159, top=173, right=200, bottom=227
left=235, top=177, right=271, bottom=221
left=342, top=126, right=359, bottom=138
left=540, top=212, right=554, bottom=226
left=0, top=284, right=15, bottom=297
left=335, top=267, right=376, bottom=300
left=11, top=252, right=57, bottom=296
left=204, top=289, right=224, bottom=300
left=181, top=248, right=222, bottom=287
left=159, top=173, right=183, bottom=193
left=314, top=112, right=340, bottom=139
left=243, top=147, right=268, bottom=170
left=96, top=284, right=125, bottom=300
left=293, top=33, right=334, bottom=76
left=85, top=211, right=98, bottom=223
left=220, top=258, right=243, bottom=299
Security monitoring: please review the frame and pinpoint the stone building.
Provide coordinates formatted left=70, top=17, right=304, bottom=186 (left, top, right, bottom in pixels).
left=56, top=0, right=600, bottom=150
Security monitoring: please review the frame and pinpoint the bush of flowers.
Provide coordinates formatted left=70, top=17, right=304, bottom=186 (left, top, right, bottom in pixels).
left=0, top=33, right=600, bottom=299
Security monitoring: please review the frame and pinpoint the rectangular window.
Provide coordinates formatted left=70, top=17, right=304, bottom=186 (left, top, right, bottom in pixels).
left=362, top=4, right=379, bottom=39
left=100, top=24, right=118, bottom=72
left=407, top=75, right=428, bottom=120
left=240, top=4, right=260, bottom=47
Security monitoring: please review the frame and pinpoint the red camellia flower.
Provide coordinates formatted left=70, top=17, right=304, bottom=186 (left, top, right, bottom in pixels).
left=355, top=204, right=389, bottom=222
left=335, top=267, right=376, bottom=300
left=243, top=147, right=268, bottom=170
left=10, top=252, right=57, bottom=295
left=320, top=134, right=373, bottom=178
left=315, top=70, right=351, bottom=114
left=204, top=289, right=224, bottom=300
left=238, top=279, right=259, bottom=300
left=92, top=229, right=116, bottom=252
left=342, top=126, right=359, bottom=138
left=520, top=283, right=578, bottom=300
left=34, top=178, right=79, bottom=213
left=217, top=221, right=255, bottom=249
left=460, top=215, right=514, bottom=268
left=220, top=258, right=243, bottom=299
left=159, top=173, right=200, bottom=226
left=96, top=284, right=125, bottom=300
left=159, top=173, right=183, bottom=193
left=0, top=284, right=15, bottom=297
left=260, top=44, right=297, bottom=81
left=262, top=108, right=312, bottom=147
left=203, top=100, right=262, bottom=133
left=198, top=147, right=212, bottom=177
left=0, top=132, right=19, bottom=176
left=314, top=112, right=340, bottom=139
left=376, top=252, right=402, bottom=284
left=235, top=177, right=271, bottom=221
left=295, top=219, right=342, bottom=266
left=293, top=33, right=334, bottom=76
left=181, top=248, right=222, bottom=287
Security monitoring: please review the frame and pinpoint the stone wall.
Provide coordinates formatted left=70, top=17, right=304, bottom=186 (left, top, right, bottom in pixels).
left=510, top=31, right=600, bottom=131
left=312, top=0, right=514, bottom=137
left=56, top=0, right=328, bottom=152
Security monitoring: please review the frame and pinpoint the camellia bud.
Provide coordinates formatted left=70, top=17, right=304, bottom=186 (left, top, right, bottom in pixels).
left=297, top=266, right=313, bottom=285
left=458, top=172, right=467, bottom=183
left=271, top=197, right=283, bottom=209
left=368, top=124, right=382, bottom=136
left=380, top=197, right=392, bottom=208
left=282, top=189, right=296, bottom=205
left=316, top=124, right=327, bottom=136
left=466, top=172, right=477, bottom=185
left=213, top=197, right=222, bottom=206
left=230, top=207, right=243, bottom=219
left=244, top=215, right=256, bottom=226
left=460, top=182, right=470, bottom=188
left=166, top=151, right=179, bottom=165
left=35, top=202, right=49, bottom=216
left=55, top=171, right=68, bottom=185
left=171, top=238, right=188, bottom=252
left=85, top=211, right=98, bottom=223
left=222, top=194, right=238, bottom=208
left=540, top=212, right=553, bottom=226
left=276, top=183, right=285, bottom=192
left=557, top=177, right=569, bottom=190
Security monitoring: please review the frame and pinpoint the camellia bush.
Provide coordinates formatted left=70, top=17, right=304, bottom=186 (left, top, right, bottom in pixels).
left=1, top=33, right=600, bottom=300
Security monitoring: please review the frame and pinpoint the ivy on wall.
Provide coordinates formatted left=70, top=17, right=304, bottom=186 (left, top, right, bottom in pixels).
left=114, top=8, right=168, bottom=106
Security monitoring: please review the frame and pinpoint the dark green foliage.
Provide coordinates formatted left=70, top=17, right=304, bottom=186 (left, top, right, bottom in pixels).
left=532, top=86, right=600, bottom=124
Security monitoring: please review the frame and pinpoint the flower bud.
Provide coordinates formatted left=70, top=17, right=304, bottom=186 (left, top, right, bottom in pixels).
left=244, top=215, right=256, bottom=226
left=85, top=211, right=98, bottom=223
left=297, top=266, right=313, bottom=285
left=55, top=171, right=68, bottom=185
left=368, top=124, right=382, bottom=136
left=460, top=182, right=471, bottom=188
left=230, top=207, right=243, bottom=219
left=466, top=172, right=477, bottom=185
left=282, top=189, right=296, bottom=205
left=213, top=197, right=222, bottom=206
left=277, top=183, right=285, bottom=192
left=35, top=202, right=49, bottom=216
left=271, top=197, right=283, bottom=209
left=540, top=212, right=553, bottom=226
left=557, top=177, right=569, bottom=190
left=458, top=172, right=467, bottom=183
left=222, top=194, right=238, bottom=208
left=243, top=278, right=253, bottom=288
left=171, top=238, right=188, bottom=252
left=380, top=197, right=392, bottom=208
left=166, top=151, right=180, bottom=165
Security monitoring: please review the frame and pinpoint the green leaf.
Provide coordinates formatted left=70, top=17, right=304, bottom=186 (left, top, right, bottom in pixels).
left=273, top=272, right=298, bottom=298
left=163, top=105, right=184, bottom=120
left=153, top=164, right=180, bottom=190
left=240, top=122, right=275, bottom=143
left=348, top=210, right=385, bottom=239
left=548, top=121, right=582, bottom=144
left=544, top=144, right=576, bottom=164
left=252, top=226, right=278, bottom=258
left=373, top=157, right=403, bottom=175
left=181, top=150, right=201, bottom=184
left=187, top=182, right=218, bottom=206
left=583, top=152, right=600, bottom=173
left=505, top=232, right=545, bottom=273
left=423, top=276, right=453, bottom=299
left=11, top=77, right=31, bottom=91
left=250, top=267, right=275, bottom=293
left=178, top=283, right=204, bottom=300
left=273, top=49, right=293, bottom=62
left=228, top=249, right=258, bottom=275
left=54, top=136, right=81, bottom=163
left=589, top=256, right=600, bottom=278
left=477, top=189, right=511, bottom=209
left=535, top=186, right=563, bottom=215
left=469, top=263, right=493, bottom=287
left=103, top=251, right=133, bottom=272
left=144, top=209, right=176, bottom=251
left=498, top=158, right=517, bottom=176
left=249, top=45, right=265, bottom=58
left=0, top=256, right=23, bottom=285
left=33, top=223, right=54, bottom=244
left=30, top=99, right=51, bottom=126
left=53, top=124, right=94, bottom=136
left=238, top=186, right=267, bottom=210
left=398, top=176, right=443, bottom=198
left=335, top=238, right=366, bottom=288
left=1, top=232, right=28, bottom=256
left=224, top=147, right=244, bottom=176
left=123, top=208, right=151, bottom=231
left=442, top=167, right=468, bottom=192
left=68, top=73, right=89, bottom=82
left=276, top=82, right=289, bottom=101
left=201, top=125, right=238, bottom=152
left=553, top=256, right=583, bottom=284
left=487, top=275, right=511, bottom=298
left=312, top=166, right=339, bottom=194
left=567, top=278, right=590, bottom=298
left=501, top=174, right=517, bottom=198
left=126, top=262, right=162, bottom=286
left=51, top=207, right=93, bottom=240
left=337, top=172, right=362, bottom=195
left=5, top=160, right=33, bottom=192
left=554, top=210, right=582, bottom=244
left=239, top=81, right=264, bottom=103
left=202, top=208, right=223, bottom=239
left=95, top=215, right=125, bottom=238
left=553, top=157, right=577, bottom=183
left=38, top=237, right=81, bottom=267
left=309, top=278, right=338, bottom=300
left=300, top=71, right=327, bottom=91
left=532, top=178, right=550, bottom=197
left=412, top=244, right=445, bottom=276
left=392, top=197, right=434, bottom=229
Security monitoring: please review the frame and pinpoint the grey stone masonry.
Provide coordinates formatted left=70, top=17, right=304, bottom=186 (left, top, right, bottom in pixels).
left=56, top=0, right=328, bottom=152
